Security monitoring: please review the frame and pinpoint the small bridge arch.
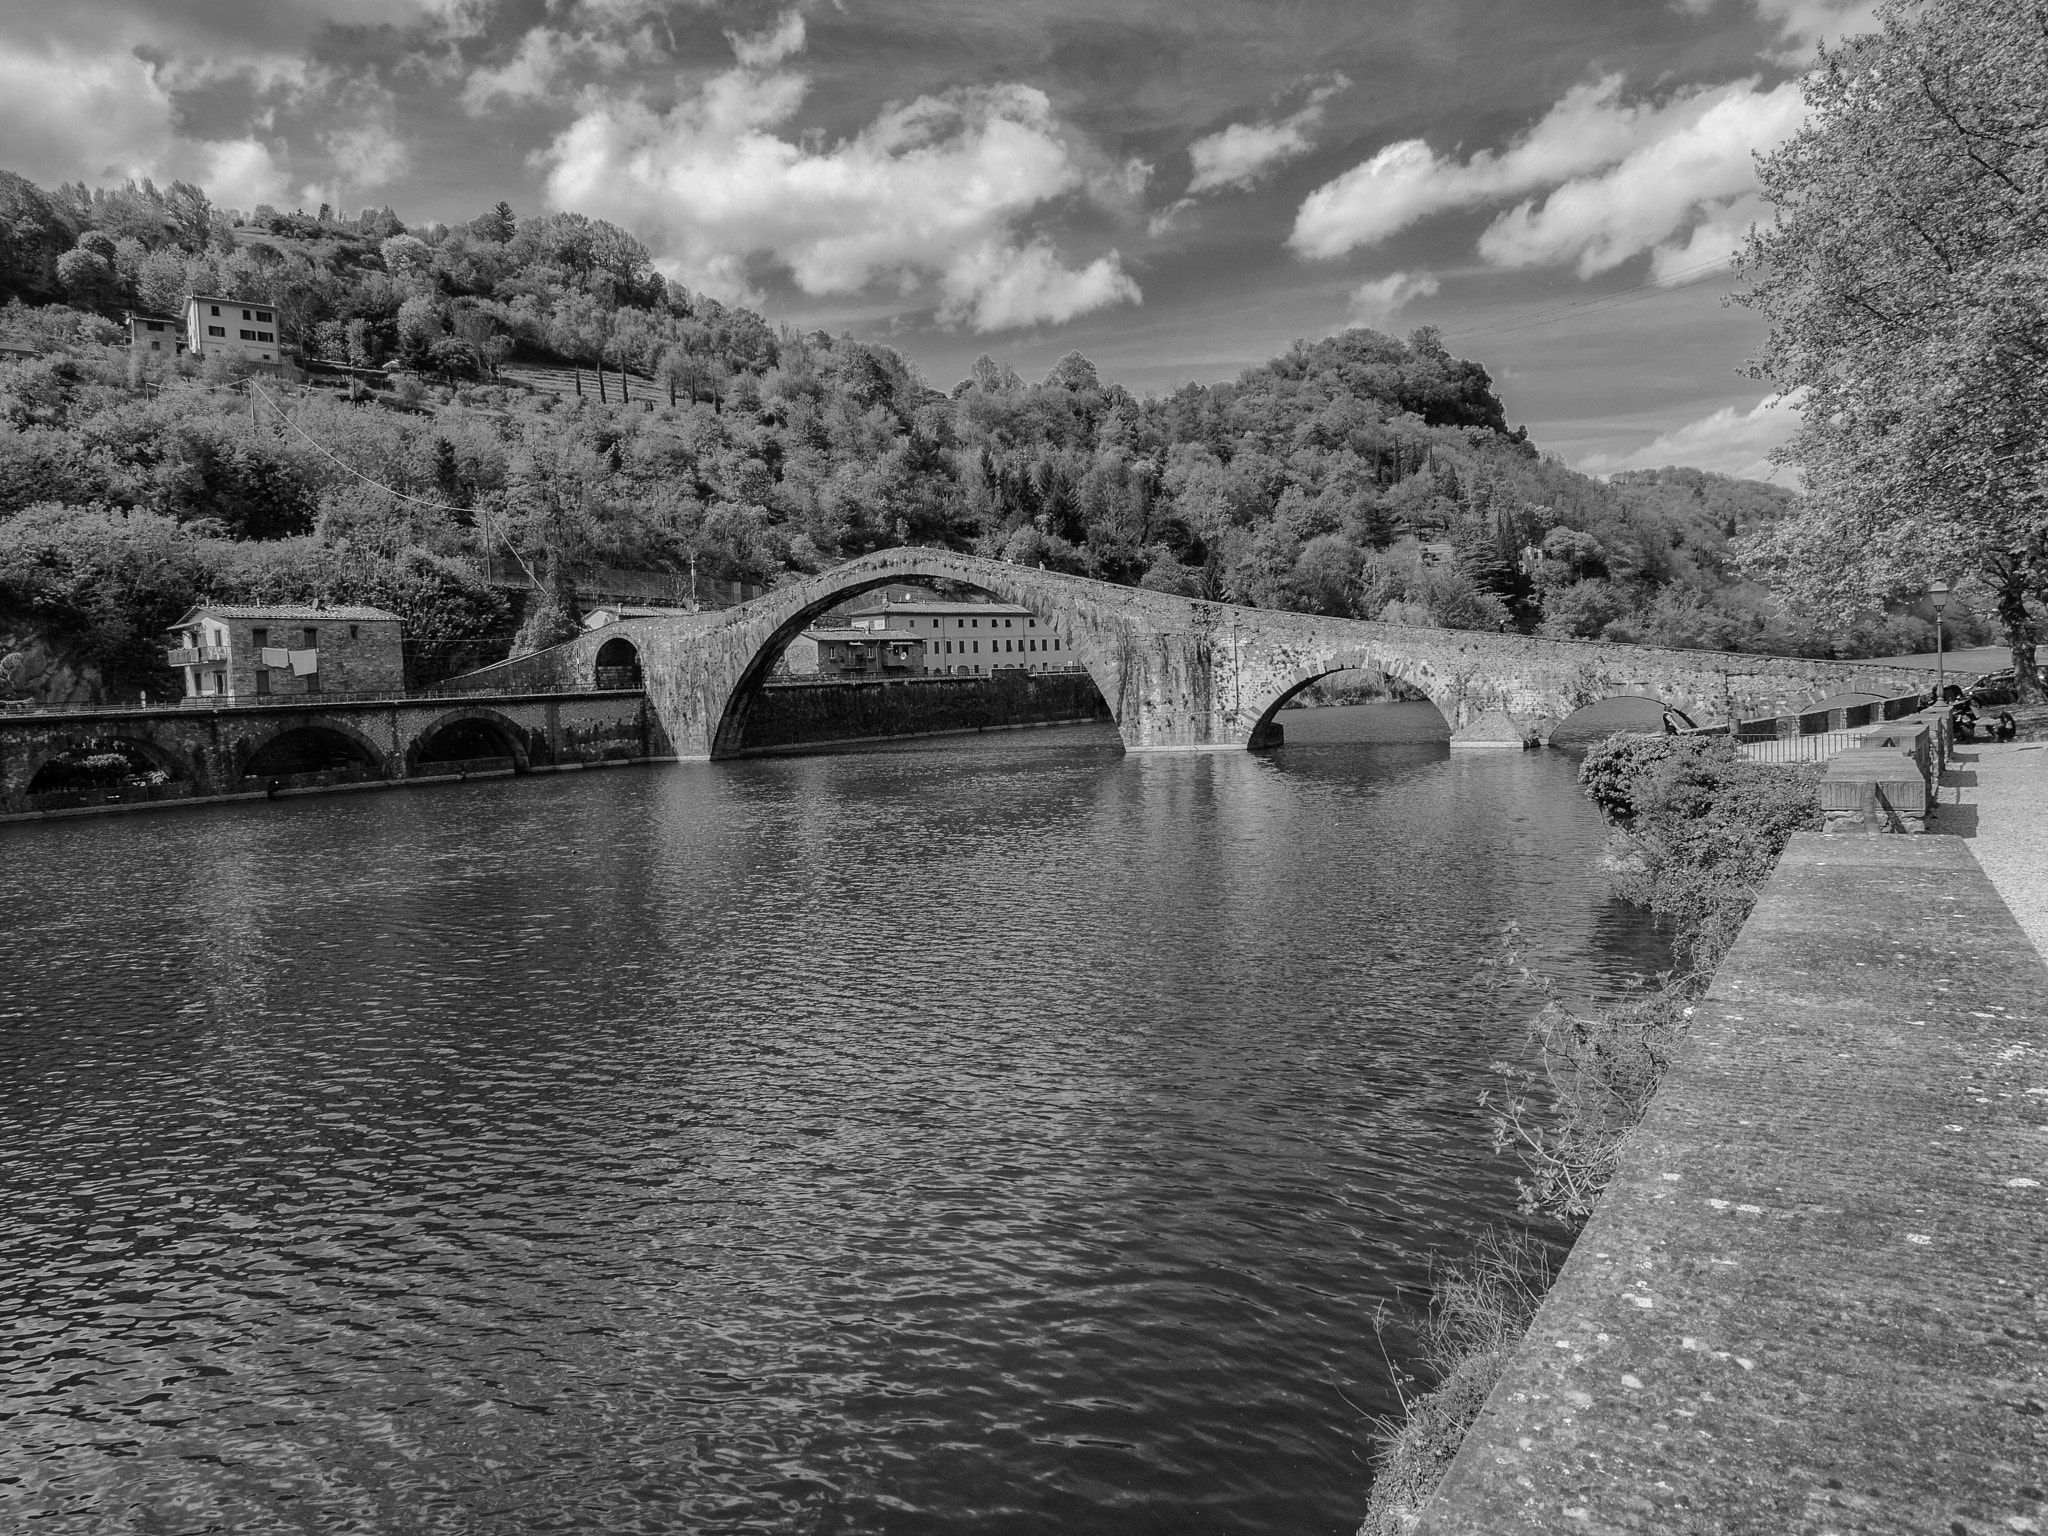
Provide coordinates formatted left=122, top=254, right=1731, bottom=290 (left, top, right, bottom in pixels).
left=406, top=706, right=534, bottom=774
left=239, top=719, right=389, bottom=781
left=20, top=733, right=198, bottom=796
left=1246, top=650, right=1461, bottom=747
left=593, top=636, right=643, bottom=690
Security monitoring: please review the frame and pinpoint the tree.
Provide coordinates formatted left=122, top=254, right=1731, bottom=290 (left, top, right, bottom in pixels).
left=55, top=248, right=117, bottom=309
left=1736, top=0, right=2048, bottom=696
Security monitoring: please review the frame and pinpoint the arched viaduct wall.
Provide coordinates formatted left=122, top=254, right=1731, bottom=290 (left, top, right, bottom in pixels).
left=443, top=549, right=1951, bottom=758
left=0, top=692, right=649, bottom=813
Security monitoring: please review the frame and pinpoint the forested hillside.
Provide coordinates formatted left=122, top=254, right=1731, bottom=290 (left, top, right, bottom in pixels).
left=0, top=170, right=1983, bottom=703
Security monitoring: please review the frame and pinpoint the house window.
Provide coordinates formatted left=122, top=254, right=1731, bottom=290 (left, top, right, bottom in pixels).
left=256, top=332, right=273, bottom=342
left=349, top=625, right=359, bottom=639
left=240, top=330, right=257, bottom=341
left=302, top=627, right=318, bottom=649
left=1005, top=620, right=1013, bottom=628
left=255, top=669, right=270, bottom=696
left=208, top=326, right=225, bottom=337
left=256, top=311, right=272, bottom=323
left=252, top=627, right=268, bottom=649
left=150, top=341, right=160, bottom=351
left=973, top=642, right=980, bottom=653
left=241, top=310, right=251, bottom=320
left=147, top=322, right=163, bottom=332
left=306, top=671, right=321, bottom=694
left=209, top=305, right=220, bottom=316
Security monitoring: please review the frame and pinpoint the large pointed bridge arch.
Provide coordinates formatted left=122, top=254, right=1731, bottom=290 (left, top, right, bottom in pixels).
left=449, top=550, right=1948, bottom=759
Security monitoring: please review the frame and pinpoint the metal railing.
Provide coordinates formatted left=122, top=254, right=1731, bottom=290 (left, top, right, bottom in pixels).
left=0, top=682, right=647, bottom=719
left=1736, top=730, right=1864, bottom=765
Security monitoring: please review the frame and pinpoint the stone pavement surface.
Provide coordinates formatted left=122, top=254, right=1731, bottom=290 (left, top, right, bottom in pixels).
left=1941, top=739, right=2048, bottom=962
left=1416, top=835, right=2048, bottom=1536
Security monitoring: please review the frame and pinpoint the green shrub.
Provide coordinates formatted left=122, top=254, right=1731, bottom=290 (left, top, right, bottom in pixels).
left=1356, top=1229, right=1556, bottom=1536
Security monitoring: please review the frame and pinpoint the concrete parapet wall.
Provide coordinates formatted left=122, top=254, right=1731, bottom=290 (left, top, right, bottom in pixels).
left=1415, top=835, right=2048, bottom=1535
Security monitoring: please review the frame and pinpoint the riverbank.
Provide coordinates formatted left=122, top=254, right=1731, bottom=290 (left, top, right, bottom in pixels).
left=1414, top=834, right=2048, bottom=1534
left=1367, top=733, right=2048, bottom=1533
left=1360, top=733, right=1822, bottom=1530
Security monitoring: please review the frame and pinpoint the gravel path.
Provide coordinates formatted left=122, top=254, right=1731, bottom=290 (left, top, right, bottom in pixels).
left=1943, top=737, right=2048, bottom=961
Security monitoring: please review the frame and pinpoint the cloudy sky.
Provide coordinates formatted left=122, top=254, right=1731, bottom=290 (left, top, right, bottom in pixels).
left=0, top=0, right=1882, bottom=477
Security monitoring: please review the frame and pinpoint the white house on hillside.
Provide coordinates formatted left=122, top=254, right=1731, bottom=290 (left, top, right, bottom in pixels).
left=185, top=295, right=282, bottom=366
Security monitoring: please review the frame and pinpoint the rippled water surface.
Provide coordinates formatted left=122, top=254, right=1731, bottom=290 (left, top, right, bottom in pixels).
left=0, top=705, right=1662, bottom=1535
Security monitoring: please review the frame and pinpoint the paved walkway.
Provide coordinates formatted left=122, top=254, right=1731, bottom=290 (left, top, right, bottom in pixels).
left=1417, top=834, right=2048, bottom=1535
left=1941, top=739, right=2048, bottom=961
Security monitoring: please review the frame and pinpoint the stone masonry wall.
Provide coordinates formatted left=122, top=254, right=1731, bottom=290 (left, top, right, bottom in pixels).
left=737, top=670, right=1109, bottom=753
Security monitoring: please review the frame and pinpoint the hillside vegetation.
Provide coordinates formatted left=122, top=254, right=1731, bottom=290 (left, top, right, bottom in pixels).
left=0, top=170, right=1986, bottom=702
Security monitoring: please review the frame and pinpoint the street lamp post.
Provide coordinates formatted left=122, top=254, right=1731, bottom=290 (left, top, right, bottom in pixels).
left=1928, top=579, right=1951, bottom=706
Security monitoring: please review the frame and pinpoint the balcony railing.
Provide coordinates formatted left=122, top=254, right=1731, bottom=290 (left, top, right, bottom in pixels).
left=165, top=645, right=228, bottom=667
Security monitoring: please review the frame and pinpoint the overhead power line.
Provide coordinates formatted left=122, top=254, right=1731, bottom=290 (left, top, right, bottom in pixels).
left=248, top=377, right=472, bottom=517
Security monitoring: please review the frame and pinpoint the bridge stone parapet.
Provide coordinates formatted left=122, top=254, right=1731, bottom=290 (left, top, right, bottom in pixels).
left=0, top=691, right=650, bottom=817
left=444, top=549, right=1952, bottom=758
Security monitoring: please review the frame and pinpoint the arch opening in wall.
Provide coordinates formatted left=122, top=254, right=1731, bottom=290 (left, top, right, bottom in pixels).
left=1545, top=695, right=1692, bottom=748
left=25, top=736, right=192, bottom=796
left=1247, top=665, right=1451, bottom=752
left=412, top=711, right=531, bottom=774
left=242, top=725, right=385, bottom=782
left=594, top=636, right=644, bottom=690
left=714, top=573, right=1111, bottom=757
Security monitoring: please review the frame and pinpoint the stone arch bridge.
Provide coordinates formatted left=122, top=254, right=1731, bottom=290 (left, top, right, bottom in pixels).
left=0, top=690, right=648, bottom=815
left=442, top=548, right=1950, bottom=757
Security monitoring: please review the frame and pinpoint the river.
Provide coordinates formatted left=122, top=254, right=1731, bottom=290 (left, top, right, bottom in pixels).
left=0, top=703, right=1663, bottom=1535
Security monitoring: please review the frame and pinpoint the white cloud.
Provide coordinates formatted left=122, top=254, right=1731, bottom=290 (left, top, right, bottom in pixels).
left=541, top=32, right=1139, bottom=330
left=1475, top=82, right=1802, bottom=279
left=0, top=36, right=301, bottom=204
left=1291, top=72, right=1806, bottom=289
left=1345, top=270, right=1439, bottom=329
left=0, top=41, right=177, bottom=184
left=1186, top=74, right=1349, bottom=195
left=324, top=120, right=410, bottom=187
left=1290, top=75, right=1704, bottom=258
left=461, top=26, right=640, bottom=112
left=200, top=138, right=294, bottom=209
left=1579, top=391, right=1805, bottom=480
left=321, top=82, right=411, bottom=191
left=1645, top=191, right=1771, bottom=284
left=726, top=10, right=806, bottom=70
left=1754, top=0, right=1883, bottom=57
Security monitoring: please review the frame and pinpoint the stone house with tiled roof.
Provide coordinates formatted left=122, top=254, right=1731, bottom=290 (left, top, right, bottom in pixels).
left=166, top=604, right=404, bottom=704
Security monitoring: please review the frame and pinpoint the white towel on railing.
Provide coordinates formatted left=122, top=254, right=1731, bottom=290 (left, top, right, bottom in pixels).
left=288, top=649, right=318, bottom=676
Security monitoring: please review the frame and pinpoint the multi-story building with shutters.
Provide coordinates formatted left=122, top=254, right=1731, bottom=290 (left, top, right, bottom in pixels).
left=184, top=295, right=283, bottom=366
left=165, top=604, right=404, bottom=704
left=843, top=598, right=1071, bottom=676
